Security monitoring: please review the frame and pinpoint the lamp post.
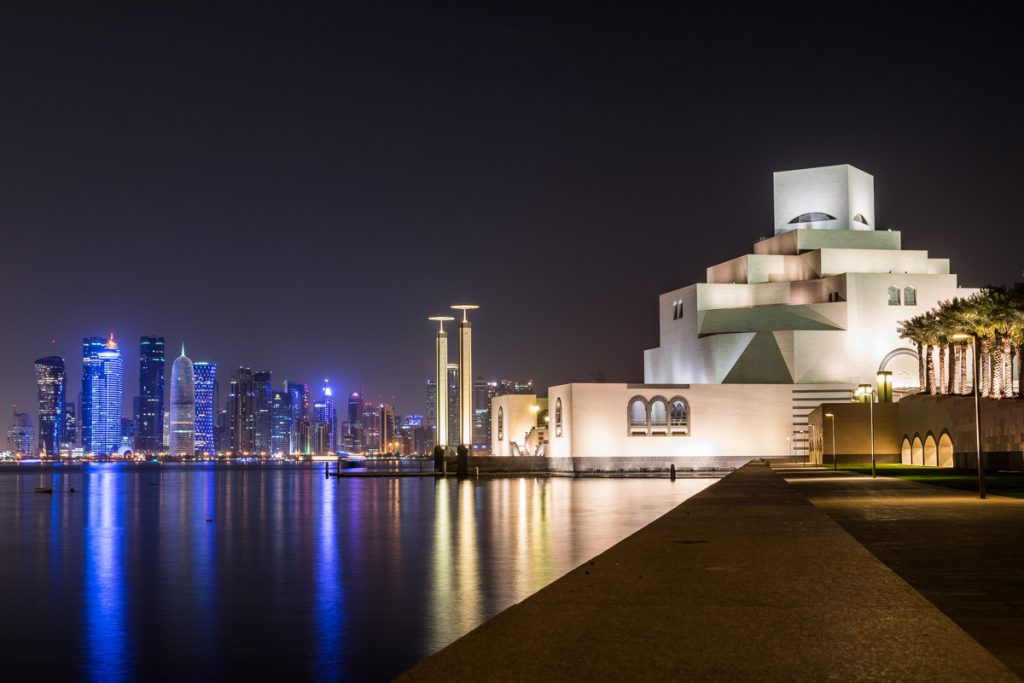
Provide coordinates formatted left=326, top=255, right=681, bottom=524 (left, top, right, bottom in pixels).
left=952, top=333, right=985, bottom=499
left=868, top=387, right=876, bottom=479
left=825, top=412, right=837, bottom=471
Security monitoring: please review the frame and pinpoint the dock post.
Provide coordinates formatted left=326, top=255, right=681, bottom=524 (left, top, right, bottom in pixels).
left=325, top=462, right=329, bottom=479
left=474, top=466, right=479, bottom=478
left=456, top=445, right=469, bottom=478
left=670, top=463, right=676, bottom=481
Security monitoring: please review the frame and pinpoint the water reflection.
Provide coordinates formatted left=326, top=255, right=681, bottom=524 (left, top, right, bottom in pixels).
left=0, top=466, right=711, bottom=682
left=83, top=468, right=131, bottom=682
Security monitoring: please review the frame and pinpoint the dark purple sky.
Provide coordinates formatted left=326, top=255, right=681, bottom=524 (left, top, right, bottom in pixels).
left=1, top=3, right=1022, bottom=419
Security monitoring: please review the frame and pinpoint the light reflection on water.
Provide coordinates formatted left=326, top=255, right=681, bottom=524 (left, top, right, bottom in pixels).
left=0, top=465, right=712, bottom=682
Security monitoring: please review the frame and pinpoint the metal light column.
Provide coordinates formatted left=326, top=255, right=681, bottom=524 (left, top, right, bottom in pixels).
left=826, top=413, right=837, bottom=471
left=869, top=388, right=876, bottom=478
left=451, top=305, right=479, bottom=448
left=429, top=316, right=455, bottom=450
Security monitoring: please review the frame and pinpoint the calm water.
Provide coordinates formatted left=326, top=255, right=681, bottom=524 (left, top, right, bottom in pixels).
left=0, top=465, right=712, bottom=681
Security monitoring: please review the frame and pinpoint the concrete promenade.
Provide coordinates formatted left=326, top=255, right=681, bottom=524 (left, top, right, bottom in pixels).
left=783, top=468, right=1024, bottom=678
left=400, top=463, right=1016, bottom=681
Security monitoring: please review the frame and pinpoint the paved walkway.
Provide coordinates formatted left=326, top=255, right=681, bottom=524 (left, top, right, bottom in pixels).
left=400, top=463, right=1016, bottom=681
left=782, top=467, right=1024, bottom=678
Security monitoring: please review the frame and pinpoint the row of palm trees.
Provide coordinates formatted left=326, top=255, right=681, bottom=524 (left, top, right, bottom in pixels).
left=898, top=286, right=1024, bottom=399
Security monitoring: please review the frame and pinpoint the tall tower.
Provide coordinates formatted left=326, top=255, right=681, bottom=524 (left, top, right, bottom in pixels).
left=34, top=356, right=65, bottom=457
left=80, top=336, right=106, bottom=452
left=451, top=305, right=479, bottom=447
left=136, top=336, right=165, bottom=453
left=253, top=371, right=273, bottom=454
left=229, top=367, right=256, bottom=454
left=169, top=344, right=196, bottom=456
left=193, top=361, right=217, bottom=455
left=428, top=316, right=454, bottom=450
left=89, top=334, right=123, bottom=455
left=271, top=389, right=292, bottom=455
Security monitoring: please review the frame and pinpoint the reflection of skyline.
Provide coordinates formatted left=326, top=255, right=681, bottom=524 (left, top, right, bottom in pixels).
left=0, top=466, right=709, bottom=681
left=84, top=469, right=131, bottom=682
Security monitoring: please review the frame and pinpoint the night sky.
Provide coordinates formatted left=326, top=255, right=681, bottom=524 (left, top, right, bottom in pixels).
left=2, top=3, right=1022, bottom=419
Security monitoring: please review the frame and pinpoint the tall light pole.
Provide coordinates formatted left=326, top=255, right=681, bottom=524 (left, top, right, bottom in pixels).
left=451, top=304, right=479, bottom=449
left=429, top=316, right=455, bottom=451
left=953, top=333, right=985, bottom=498
left=825, top=412, right=837, bottom=471
left=868, top=387, right=876, bottom=478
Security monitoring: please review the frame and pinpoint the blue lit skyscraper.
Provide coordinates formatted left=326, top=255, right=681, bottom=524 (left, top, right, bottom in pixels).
left=253, top=371, right=273, bottom=454
left=85, top=334, right=123, bottom=455
left=169, top=345, right=195, bottom=456
left=285, top=380, right=307, bottom=454
left=136, top=336, right=165, bottom=453
left=34, top=356, right=65, bottom=457
left=193, top=361, right=216, bottom=455
left=315, top=379, right=337, bottom=452
left=80, top=336, right=106, bottom=452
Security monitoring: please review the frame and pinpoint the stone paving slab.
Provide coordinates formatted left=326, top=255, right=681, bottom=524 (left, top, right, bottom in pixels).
left=783, top=468, right=1024, bottom=678
left=399, top=463, right=1017, bottom=682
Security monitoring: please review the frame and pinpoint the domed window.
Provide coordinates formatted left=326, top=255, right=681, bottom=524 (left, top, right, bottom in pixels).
left=669, top=397, right=690, bottom=435
left=853, top=213, right=870, bottom=225
left=904, top=286, right=917, bottom=306
left=650, top=398, right=668, bottom=435
left=788, top=212, right=836, bottom=224
left=628, top=397, right=648, bottom=435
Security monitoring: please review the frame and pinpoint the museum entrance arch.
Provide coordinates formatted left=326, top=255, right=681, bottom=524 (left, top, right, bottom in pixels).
left=924, top=434, right=938, bottom=467
left=912, top=436, right=924, bottom=465
left=901, top=437, right=912, bottom=465
left=879, top=348, right=920, bottom=395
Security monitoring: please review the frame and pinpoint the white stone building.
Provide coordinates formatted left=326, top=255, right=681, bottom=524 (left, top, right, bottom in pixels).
left=494, top=165, right=976, bottom=463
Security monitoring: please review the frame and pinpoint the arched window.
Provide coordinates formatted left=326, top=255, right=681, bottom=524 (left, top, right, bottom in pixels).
left=554, top=398, right=563, bottom=438
left=628, top=397, right=648, bottom=436
left=788, top=212, right=836, bottom=224
left=497, top=407, right=504, bottom=441
left=650, top=397, right=668, bottom=435
left=903, top=286, right=917, bottom=306
left=853, top=213, right=870, bottom=226
left=669, top=397, right=690, bottom=435
left=888, top=286, right=901, bottom=306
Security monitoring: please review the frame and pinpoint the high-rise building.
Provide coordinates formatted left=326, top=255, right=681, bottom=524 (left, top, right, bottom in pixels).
left=169, top=345, right=196, bottom=456
left=285, top=381, right=307, bottom=454
left=33, top=356, right=65, bottom=457
left=425, top=380, right=437, bottom=452
left=379, top=403, right=396, bottom=454
left=63, top=402, right=76, bottom=449
left=253, top=371, right=273, bottom=455
left=229, top=367, right=255, bottom=454
left=347, top=391, right=364, bottom=452
left=319, top=380, right=336, bottom=452
left=83, top=335, right=123, bottom=455
left=271, top=389, right=292, bottom=455
left=447, top=363, right=459, bottom=448
left=472, top=376, right=488, bottom=454
left=136, top=336, right=165, bottom=453
left=193, top=362, right=217, bottom=455
left=80, top=336, right=106, bottom=452
left=215, top=408, right=230, bottom=453
left=6, top=412, right=34, bottom=453
left=362, top=402, right=381, bottom=453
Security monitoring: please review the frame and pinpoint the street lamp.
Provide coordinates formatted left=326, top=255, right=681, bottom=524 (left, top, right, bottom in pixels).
left=868, top=386, right=876, bottom=479
left=952, top=332, right=985, bottom=499
left=825, top=413, right=837, bottom=471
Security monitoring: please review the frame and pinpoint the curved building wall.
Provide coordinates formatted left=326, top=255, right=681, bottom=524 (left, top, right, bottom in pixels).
left=169, top=354, right=196, bottom=456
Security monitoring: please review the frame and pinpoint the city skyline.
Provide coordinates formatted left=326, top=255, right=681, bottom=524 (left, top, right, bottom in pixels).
left=3, top=5, right=1024, bottom=434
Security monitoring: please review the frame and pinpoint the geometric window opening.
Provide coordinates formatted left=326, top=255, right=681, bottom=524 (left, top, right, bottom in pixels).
left=497, top=406, right=504, bottom=441
left=555, top=397, right=563, bottom=438
left=669, top=397, right=690, bottom=435
left=788, top=212, right=837, bottom=224
left=628, top=397, right=648, bottom=436
left=888, top=286, right=901, bottom=306
left=853, top=213, right=870, bottom=225
left=903, top=286, right=917, bottom=306
left=650, top=398, right=668, bottom=435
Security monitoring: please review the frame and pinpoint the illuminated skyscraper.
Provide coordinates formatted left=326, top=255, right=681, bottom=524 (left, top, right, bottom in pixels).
left=33, top=356, right=65, bottom=457
left=136, top=336, right=165, bottom=453
left=6, top=412, right=33, bottom=453
left=80, top=336, right=106, bottom=451
left=285, top=380, right=307, bottom=454
left=379, top=403, right=396, bottom=454
left=362, top=402, right=381, bottom=453
left=253, top=371, right=273, bottom=454
left=229, top=367, right=255, bottom=453
left=314, top=380, right=336, bottom=452
left=63, top=402, right=76, bottom=448
left=85, top=334, right=123, bottom=455
left=271, top=389, right=292, bottom=455
left=193, top=361, right=216, bottom=455
left=447, top=363, right=459, bottom=448
left=169, top=345, right=195, bottom=456
left=347, top=391, right=364, bottom=452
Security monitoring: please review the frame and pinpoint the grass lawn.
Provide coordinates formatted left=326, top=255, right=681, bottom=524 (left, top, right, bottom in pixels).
left=842, top=464, right=1024, bottom=499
